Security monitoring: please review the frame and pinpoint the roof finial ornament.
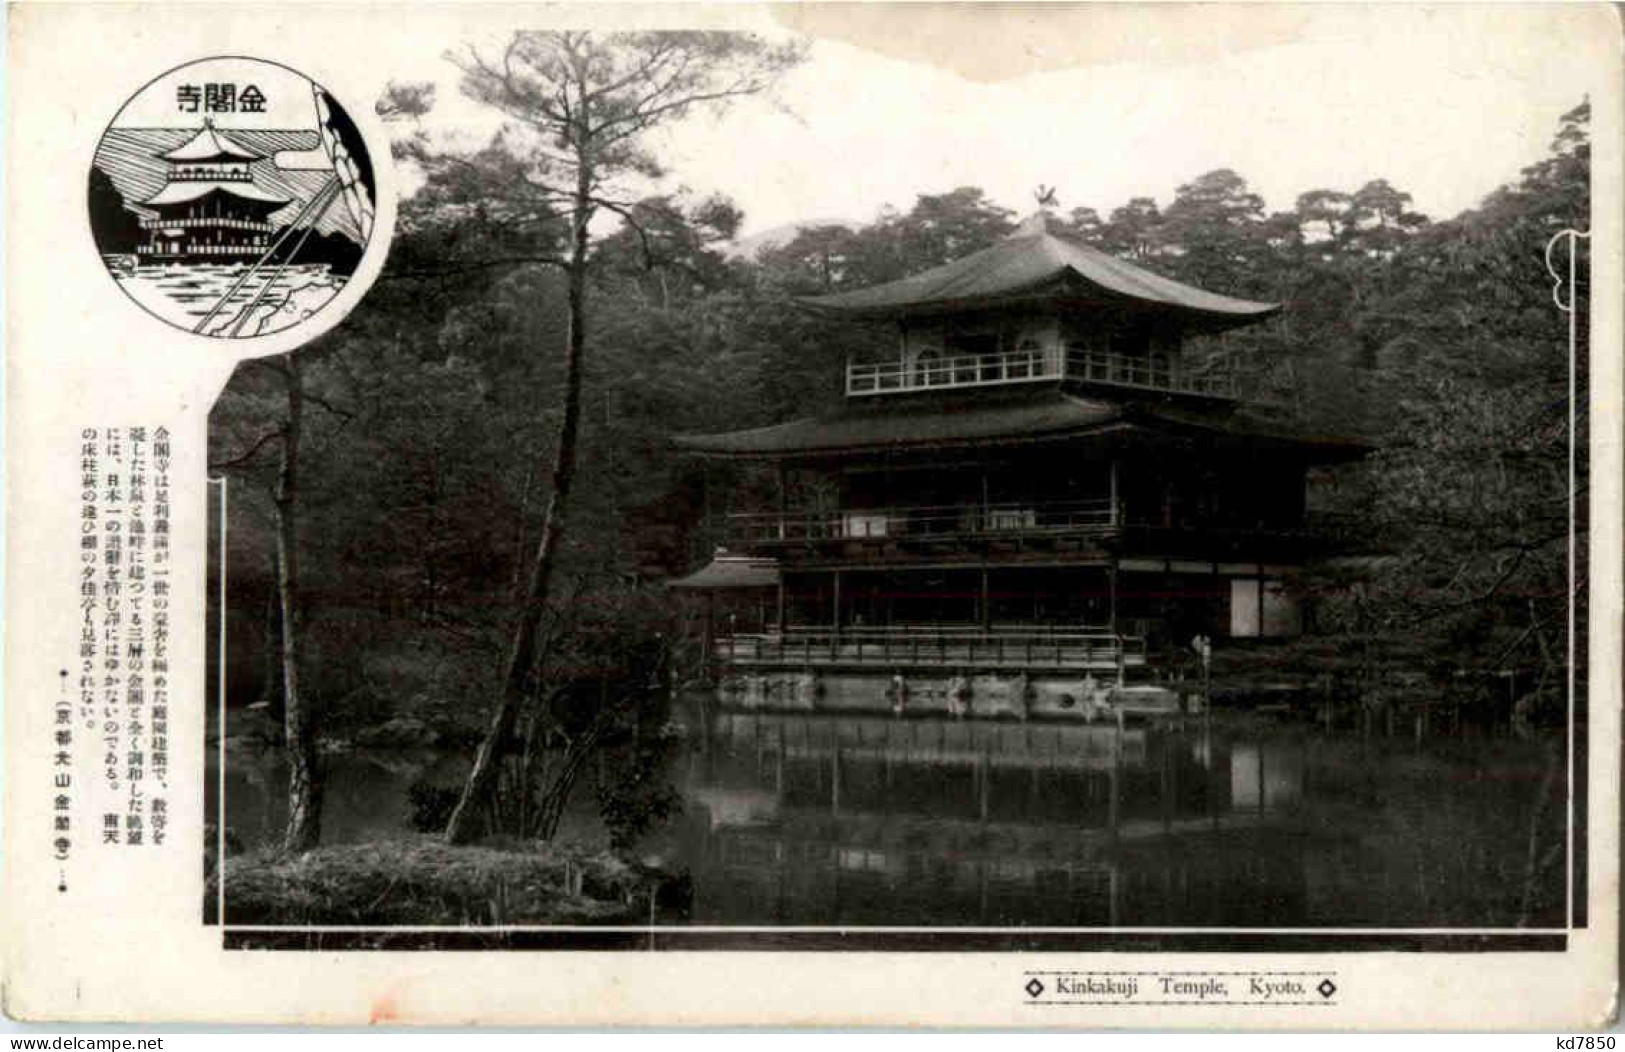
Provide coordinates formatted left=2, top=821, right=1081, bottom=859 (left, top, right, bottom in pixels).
left=1035, top=184, right=1059, bottom=209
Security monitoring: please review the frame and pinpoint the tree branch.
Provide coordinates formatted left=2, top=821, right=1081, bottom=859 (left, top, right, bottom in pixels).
left=209, top=427, right=285, bottom=473
left=383, top=254, right=570, bottom=281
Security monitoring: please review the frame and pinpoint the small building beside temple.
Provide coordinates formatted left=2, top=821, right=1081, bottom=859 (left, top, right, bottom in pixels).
left=136, top=120, right=289, bottom=262
left=673, top=212, right=1366, bottom=719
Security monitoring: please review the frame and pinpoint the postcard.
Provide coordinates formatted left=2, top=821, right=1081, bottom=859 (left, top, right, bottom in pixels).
left=4, top=2, right=1619, bottom=1028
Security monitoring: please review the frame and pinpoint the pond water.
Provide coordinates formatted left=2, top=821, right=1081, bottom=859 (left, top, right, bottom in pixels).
left=111, top=261, right=342, bottom=337
left=210, top=706, right=1566, bottom=928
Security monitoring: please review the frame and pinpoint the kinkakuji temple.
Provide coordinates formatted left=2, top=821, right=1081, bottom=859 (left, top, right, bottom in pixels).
left=136, top=120, right=290, bottom=262
left=673, top=211, right=1367, bottom=720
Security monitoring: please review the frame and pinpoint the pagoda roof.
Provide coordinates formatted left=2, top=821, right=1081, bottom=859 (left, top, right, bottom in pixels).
left=668, top=553, right=780, bottom=589
left=673, top=389, right=1369, bottom=461
left=675, top=391, right=1121, bottom=458
left=798, top=212, right=1279, bottom=333
left=160, top=121, right=264, bottom=162
left=141, top=180, right=291, bottom=208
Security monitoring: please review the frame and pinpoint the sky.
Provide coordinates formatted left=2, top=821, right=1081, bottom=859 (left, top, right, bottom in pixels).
left=373, top=5, right=1601, bottom=239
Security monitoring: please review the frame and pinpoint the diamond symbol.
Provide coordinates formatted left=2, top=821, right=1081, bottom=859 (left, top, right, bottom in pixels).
left=1318, top=979, right=1337, bottom=999
left=1025, top=978, right=1045, bottom=998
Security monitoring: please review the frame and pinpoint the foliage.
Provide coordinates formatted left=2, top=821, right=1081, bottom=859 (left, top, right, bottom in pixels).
left=593, top=691, right=686, bottom=850
left=210, top=57, right=1592, bottom=854
left=383, top=30, right=808, bottom=845
left=1300, top=101, right=1589, bottom=711
left=407, top=781, right=462, bottom=833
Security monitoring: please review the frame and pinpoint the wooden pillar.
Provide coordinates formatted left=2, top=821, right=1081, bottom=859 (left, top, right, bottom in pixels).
left=978, top=750, right=991, bottom=822
left=775, top=725, right=786, bottom=801
left=980, top=567, right=991, bottom=631
left=832, top=569, right=842, bottom=642
left=701, top=466, right=713, bottom=549
left=831, top=736, right=842, bottom=816
left=775, top=462, right=788, bottom=540
left=702, top=592, right=715, bottom=673
left=1108, top=719, right=1122, bottom=840
left=1108, top=563, right=1118, bottom=634
left=1109, top=457, right=1120, bottom=527
left=775, top=577, right=786, bottom=633
left=1257, top=743, right=1267, bottom=815
left=1161, top=734, right=1174, bottom=834
left=1210, top=731, right=1223, bottom=830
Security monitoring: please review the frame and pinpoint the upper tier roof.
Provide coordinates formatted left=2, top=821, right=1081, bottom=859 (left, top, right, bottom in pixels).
left=160, top=121, right=264, bottom=162
left=798, top=211, right=1279, bottom=333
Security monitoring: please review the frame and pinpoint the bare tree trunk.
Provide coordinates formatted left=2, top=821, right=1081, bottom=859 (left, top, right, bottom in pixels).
left=259, top=551, right=286, bottom=739
left=445, top=182, right=592, bottom=846
left=511, top=460, right=536, bottom=591
left=277, top=353, right=323, bottom=853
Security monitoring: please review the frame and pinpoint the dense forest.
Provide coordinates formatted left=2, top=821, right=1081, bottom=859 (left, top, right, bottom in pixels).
left=208, top=29, right=1588, bottom=854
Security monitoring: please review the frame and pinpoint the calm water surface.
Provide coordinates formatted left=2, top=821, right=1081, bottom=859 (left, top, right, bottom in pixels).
left=212, top=706, right=1565, bottom=928
left=112, top=261, right=341, bottom=336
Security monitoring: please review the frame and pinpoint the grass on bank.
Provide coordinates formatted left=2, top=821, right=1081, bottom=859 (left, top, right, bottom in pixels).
left=210, top=835, right=666, bottom=926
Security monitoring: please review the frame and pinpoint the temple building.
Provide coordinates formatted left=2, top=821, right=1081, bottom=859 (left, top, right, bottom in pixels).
left=673, top=212, right=1366, bottom=718
left=136, top=120, right=289, bottom=261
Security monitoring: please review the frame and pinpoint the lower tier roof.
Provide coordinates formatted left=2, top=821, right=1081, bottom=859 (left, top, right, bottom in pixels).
left=672, top=390, right=1368, bottom=461
left=669, top=553, right=780, bottom=589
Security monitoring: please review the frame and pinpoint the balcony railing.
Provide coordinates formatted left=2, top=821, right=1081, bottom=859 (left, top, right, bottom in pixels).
left=845, top=345, right=1235, bottom=399
left=847, top=348, right=1058, bottom=395
left=725, top=498, right=1115, bottom=546
left=135, top=243, right=263, bottom=256
left=168, top=167, right=255, bottom=182
left=715, top=624, right=1146, bottom=672
left=1063, top=347, right=1236, bottom=399
left=138, top=217, right=276, bottom=232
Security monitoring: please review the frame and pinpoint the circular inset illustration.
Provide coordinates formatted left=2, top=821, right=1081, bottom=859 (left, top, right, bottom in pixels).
left=88, top=56, right=384, bottom=341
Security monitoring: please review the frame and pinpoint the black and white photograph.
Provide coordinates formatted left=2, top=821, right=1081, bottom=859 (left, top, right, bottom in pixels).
left=10, top=1, right=1618, bottom=1030
left=196, top=8, right=1595, bottom=950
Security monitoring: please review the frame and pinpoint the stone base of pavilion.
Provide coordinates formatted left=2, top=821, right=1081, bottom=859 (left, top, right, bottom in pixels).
left=715, top=668, right=1188, bottom=722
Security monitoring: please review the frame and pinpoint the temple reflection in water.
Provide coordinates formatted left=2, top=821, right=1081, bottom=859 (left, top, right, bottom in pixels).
left=213, top=702, right=1561, bottom=929
left=660, top=707, right=1552, bottom=929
